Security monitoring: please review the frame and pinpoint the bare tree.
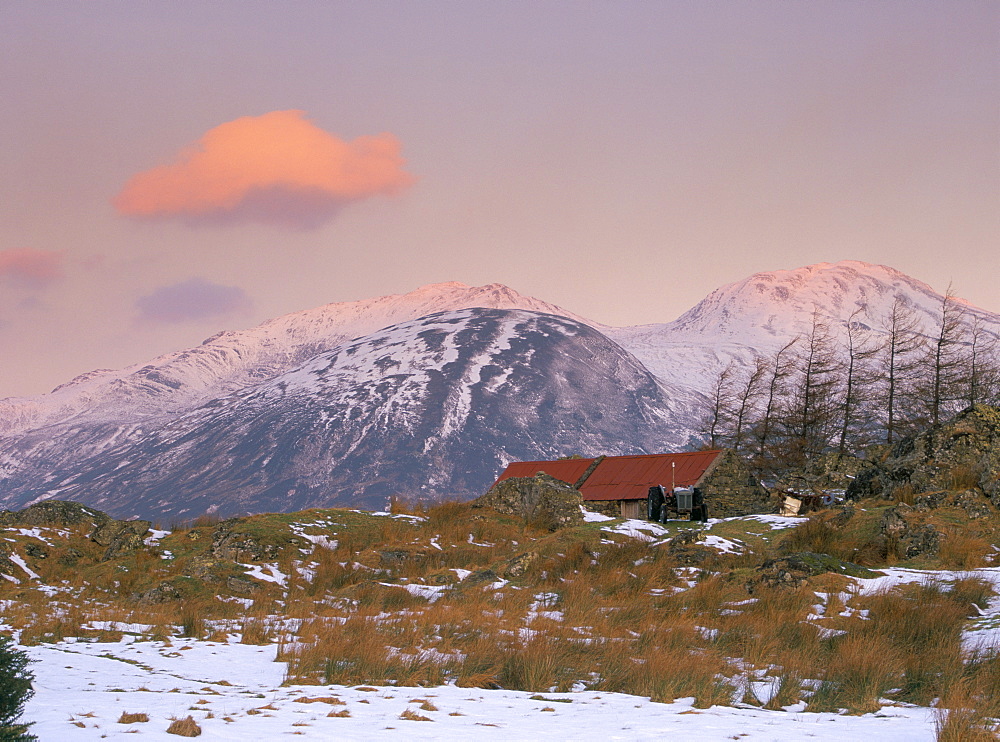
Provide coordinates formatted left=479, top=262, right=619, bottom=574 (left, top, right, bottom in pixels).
left=916, top=285, right=967, bottom=427
left=780, top=309, right=841, bottom=468
left=751, top=337, right=798, bottom=472
left=835, top=307, right=877, bottom=459
left=702, top=361, right=736, bottom=448
left=877, top=296, right=925, bottom=444
left=729, top=355, right=768, bottom=452
left=959, top=314, right=1000, bottom=408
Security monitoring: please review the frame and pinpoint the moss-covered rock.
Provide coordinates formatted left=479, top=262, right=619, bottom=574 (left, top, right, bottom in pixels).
left=209, top=518, right=307, bottom=562
left=472, top=473, right=584, bottom=530
left=746, top=551, right=879, bottom=593
left=847, top=405, right=1000, bottom=506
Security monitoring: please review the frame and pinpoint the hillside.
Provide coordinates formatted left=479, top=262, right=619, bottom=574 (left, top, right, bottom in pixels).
left=2, top=447, right=1000, bottom=739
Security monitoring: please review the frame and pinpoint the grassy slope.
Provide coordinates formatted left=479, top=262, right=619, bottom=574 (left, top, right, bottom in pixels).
left=1, top=499, right=999, bottom=733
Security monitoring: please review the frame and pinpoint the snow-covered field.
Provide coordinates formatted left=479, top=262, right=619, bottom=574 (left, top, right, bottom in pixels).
left=25, top=634, right=940, bottom=741
left=10, top=513, right=1000, bottom=740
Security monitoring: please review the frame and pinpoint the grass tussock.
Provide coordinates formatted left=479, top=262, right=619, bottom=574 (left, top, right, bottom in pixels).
left=117, top=711, right=150, bottom=723
left=166, top=715, right=201, bottom=736
left=935, top=677, right=1000, bottom=742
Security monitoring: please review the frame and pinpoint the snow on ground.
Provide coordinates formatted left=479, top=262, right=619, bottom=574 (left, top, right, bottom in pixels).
left=601, top=519, right=671, bottom=542
left=739, top=514, right=811, bottom=530
left=849, top=566, right=1000, bottom=652
left=23, top=635, right=940, bottom=741
left=700, top=534, right=744, bottom=554
left=240, top=563, right=289, bottom=587
left=580, top=507, right=614, bottom=522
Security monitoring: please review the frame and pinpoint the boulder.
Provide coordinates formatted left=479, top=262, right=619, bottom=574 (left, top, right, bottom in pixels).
left=465, top=569, right=499, bottom=585
left=90, top=518, right=150, bottom=546
left=501, top=551, right=539, bottom=578
left=57, top=547, right=84, bottom=566
left=472, top=473, right=585, bottom=530
left=209, top=519, right=305, bottom=562
left=134, top=581, right=183, bottom=604
left=378, top=549, right=430, bottom=566
left=23, top=543, right=47, bottom=559
left=91, top=519, right=151, bottom=561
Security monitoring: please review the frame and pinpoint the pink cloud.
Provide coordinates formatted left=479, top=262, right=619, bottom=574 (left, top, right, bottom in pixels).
left=0, top=248, right=64, bottom=288
left=114, top=110, right=415, bottom=229
left=136, top=278, right=252, bottom=324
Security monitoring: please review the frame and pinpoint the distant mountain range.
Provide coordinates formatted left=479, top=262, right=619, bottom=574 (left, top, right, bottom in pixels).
left=2, top=261, right=998, bottom=520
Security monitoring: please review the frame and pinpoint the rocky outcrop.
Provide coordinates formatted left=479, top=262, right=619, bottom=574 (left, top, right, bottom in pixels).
left=0, top=500, right=112, bottom=528
left=745, top=552, right=879, bottom=593
left=472, top=473, right=585, bottom=530
left=0, top=500, right=151, bottom=562
left=776, top=452, right=867, bottom=495
left=913, top=489, right=996, bottom=519
left=209, top=519, right=306, bottom=562
left=847, top=405, right=1000, bottom=509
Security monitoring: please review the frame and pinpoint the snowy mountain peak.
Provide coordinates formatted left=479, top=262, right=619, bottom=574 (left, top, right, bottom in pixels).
left=668, top=260, right=957, bottom=339
left=0, top=280, right=589, bottom=436
left=607, top=260, right=1000, bottom=398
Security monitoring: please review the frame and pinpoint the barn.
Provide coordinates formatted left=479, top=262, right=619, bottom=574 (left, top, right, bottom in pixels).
left=493, top=449, right=771, bottom=520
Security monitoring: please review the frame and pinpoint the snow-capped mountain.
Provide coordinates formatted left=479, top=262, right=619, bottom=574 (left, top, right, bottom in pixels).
left=0, top=281, right=592, bottom=437
left=2, top=260, right=998, bottom=519
left=14, top=309, right=686, bottom=519
left=609, top=261, right=1000, bottom=395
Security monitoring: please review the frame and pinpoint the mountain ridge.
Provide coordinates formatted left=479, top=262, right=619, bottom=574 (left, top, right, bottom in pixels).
left=3, top=260, right=1000, bottom=518
left=14, top=308, right=686, bottom=519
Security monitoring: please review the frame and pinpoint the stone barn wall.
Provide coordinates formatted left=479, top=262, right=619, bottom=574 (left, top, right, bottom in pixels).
left=698, top=450, right=773, bottom=517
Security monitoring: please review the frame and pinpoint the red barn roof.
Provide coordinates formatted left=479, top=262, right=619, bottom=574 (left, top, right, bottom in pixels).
left=578, top=450, right=723, bottom=501
left=494, top=458, right=596, bottom=488
left=492, top=450, right=724, bottom=502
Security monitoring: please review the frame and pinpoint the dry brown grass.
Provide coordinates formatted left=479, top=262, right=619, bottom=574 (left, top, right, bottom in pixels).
left=4, top=501, right=999, bottom=723
left=399, top=708, right=433, bottom=721
left=166, top=715, right=202, bottom=736
left=891, top=483, right=917, bottom=505
left=935, top=678, right=1000, bottom=742
left=805, top=579, right=994, bottom=713
left=117, top=711, right=149, bottom=723
left=947, top=464, right=982, bottom=491
left=938, top=530, right=992, bottom=569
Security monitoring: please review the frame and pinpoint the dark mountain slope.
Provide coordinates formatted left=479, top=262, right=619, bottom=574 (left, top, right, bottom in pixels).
left=25, top=309, right=685, bottom=520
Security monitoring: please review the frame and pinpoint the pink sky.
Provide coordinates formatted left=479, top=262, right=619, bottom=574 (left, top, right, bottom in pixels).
left=1, top=1, right=997, bottom=398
